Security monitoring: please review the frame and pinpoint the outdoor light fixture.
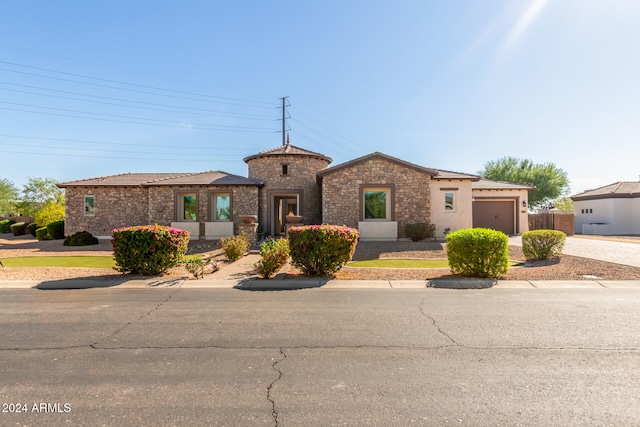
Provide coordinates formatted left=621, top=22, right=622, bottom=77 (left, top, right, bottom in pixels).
left=522, top=200, right=527, bottom=207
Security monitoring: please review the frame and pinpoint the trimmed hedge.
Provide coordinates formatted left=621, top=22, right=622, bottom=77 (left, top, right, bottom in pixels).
left=47, top=220, right=65, bottom=240
left=28, top=223, right=40, bottom=237
left=522, top=230, right=566, bottom=261
left=36, top=227, right=51, bottom=241
left=446, top=228, right=509, bottom=278
left=112, top=225, right=190, bottom=275
left=0, top=219, right=15, bottom=233
left=405, top=222, right=436, bottom=241
left=220, top=233, right=250, bottom=262
left=254, top=238, right=290, bottom=279
left=64, top=231, right=99, bottom=246
left=10, top=222, right=28, bottom=236
left=288, top=225, right=359, bottom=276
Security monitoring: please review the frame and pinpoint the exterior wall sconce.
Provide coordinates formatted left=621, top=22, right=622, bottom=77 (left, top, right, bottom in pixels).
left=522, top=200, right=527, bottom=207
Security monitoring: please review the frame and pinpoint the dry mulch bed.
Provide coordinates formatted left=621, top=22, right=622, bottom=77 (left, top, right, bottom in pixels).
left=2, top=236, right=640, bottom=282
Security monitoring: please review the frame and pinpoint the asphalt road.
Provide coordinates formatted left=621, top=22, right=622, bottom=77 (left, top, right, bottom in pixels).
left=1, top=287, right=640, bottom=426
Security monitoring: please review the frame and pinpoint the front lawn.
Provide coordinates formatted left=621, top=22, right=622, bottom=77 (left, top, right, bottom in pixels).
left=1, top=255, right=202, bottom=269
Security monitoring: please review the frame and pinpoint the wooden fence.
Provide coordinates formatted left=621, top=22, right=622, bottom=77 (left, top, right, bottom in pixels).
left=528, top=213, right=574, bottom=236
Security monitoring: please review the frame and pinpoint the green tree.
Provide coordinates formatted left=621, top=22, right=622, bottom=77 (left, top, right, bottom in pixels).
left=16, top=177, right=65, bottom=217
left=33, top=201, right=65, bottom=227
left=479, top=157, right=570, bottom=208
left=551, top=197, right=574, bottom=213
left=0, top=178, right=18, bottom=215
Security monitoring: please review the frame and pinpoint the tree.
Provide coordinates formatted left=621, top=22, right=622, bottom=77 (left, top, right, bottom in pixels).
left=479, top=157, right=570, bottom=208
left=16, top=177, right=65, bottom=217
left=0, top=178, right=19, bottom=215
left=551, top=197, right=574, bottom=213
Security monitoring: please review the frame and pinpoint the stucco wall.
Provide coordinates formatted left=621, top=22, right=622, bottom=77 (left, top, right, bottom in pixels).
left=574, top=198, right=640, bottom=235
left=321, top=158, right=431, bottom=239
left=63, top=186, right=149, bottom=237
left=430, top=179, right=474, bottom=237
left=574, top=199, right=613, bottom=234
left=247, top=155, right=329, bottom=230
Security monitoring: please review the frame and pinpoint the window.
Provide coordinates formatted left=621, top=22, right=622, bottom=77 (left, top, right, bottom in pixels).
left=445, top=192, right=455, bottom=211
left=212, top=192, right=231, bottom=221
left=84, top=195, right=95, bottom=216
left=282, top=164, right=289, bottom=175
left=363, top=187, right=392, bottom=221
left=177, top=192, right=197, bottom=221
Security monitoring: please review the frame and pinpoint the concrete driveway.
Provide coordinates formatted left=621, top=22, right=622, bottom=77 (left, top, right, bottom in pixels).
left=510, top=235, right=640, bottom=267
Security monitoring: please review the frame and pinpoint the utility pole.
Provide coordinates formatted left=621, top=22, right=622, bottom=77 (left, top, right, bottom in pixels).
left=279, top=96, right=289, bottom=146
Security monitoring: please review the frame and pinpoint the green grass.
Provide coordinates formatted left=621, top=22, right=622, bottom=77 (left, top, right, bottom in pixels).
left=1, top=254, right=202, bottom=269
left=1, top=256, right=117, bottom=269
left=347, top=259, right=523, bottom=269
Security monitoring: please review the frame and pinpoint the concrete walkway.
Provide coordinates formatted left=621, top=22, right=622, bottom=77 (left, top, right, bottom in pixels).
left=2, top=278, right=640, bottom=290
left=510, top=235, right=640, bottom=268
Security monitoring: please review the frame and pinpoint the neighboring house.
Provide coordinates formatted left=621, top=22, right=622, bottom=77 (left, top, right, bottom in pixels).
left=58, top=143, right=531, bottom=240
left=571, top=181, right=640, bottom=235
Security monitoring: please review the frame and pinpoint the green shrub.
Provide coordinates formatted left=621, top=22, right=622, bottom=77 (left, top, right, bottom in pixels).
left=184, top=256, right=219, bottom=279
left=254, top=238, right=290, bottom=279
left=220, top=233, right=250, bottom=262
left=0, top=219, right=15, bottom=233
left=521, top=230, right=566, bottom=261
left=47, top=220, right=65, bottom=240
left=446, top=228, right=509, bottom=278
left=405, top=222, right=436, bottom=241
left=36, top=227, right=50, bottom=241
left=288, top=225, right=359, bottom=276
left=112, top=225, right=190, bottom=275
left=10, top=222, right=28, bottom=236
left=64, top=231, right=99, bottom=246
left=27, top=223, right=40, bottom=237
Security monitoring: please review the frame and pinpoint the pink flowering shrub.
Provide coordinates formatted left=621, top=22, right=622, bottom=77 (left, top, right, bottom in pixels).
left=112, top=224, right=190, bottom=275
left=288, top=225, right=359, bottom=276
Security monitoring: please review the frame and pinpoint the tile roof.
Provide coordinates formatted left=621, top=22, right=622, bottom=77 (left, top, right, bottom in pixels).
left=317, top=152, right=439, bottom=178
left=472, top=179, right=535, bottom=190
left=571, top=181, right=640, bottom=201
left=432, top=169, right=481, bottom=181
left=58, top=171, right=263, bottom=187
left=243, top=143, right=332, bottom=163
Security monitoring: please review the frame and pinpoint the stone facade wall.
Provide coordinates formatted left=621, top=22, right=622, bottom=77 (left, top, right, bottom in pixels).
left=64, top=185, right=259, bottom=238
left=321, top=158, right=432, bottom=238
left=247, top=155, right=329, bottom=231
left=63, top=186, right=149, bottom=237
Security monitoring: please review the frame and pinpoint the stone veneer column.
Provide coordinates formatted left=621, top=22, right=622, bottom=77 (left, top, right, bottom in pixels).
left=238, top=223, right=259, bottom=247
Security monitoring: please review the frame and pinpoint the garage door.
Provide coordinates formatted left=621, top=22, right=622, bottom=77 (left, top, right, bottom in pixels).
left=473, top=201, right=515, bottom=235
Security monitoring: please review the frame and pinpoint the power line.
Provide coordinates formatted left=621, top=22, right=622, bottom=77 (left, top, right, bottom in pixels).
left=0, top=148, right=238, bottom=163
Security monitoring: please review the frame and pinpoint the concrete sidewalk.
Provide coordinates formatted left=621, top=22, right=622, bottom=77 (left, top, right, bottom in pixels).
left=2, top=278, right=640, bottom=290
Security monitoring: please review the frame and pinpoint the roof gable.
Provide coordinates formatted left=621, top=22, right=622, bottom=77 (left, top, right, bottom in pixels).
left=572, top=181, right=640, bottom=201
left=317, top=152, right=439, bottom=179
left=58, top=171, right=263, bottom=187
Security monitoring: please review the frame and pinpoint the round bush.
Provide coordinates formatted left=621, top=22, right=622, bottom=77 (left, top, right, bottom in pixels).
left=10, top=222, right=28, bottom=236
left=112, top=225, right=190, bottom=275
left=64, top=231, right=99, bottom=246
left=36, top=227, right=50, bottom=241
left=521, top=230, right=566, bottom=261
left=288, top=225, right=359, bottom=276
left=47, top=220, right=65, bottom=240
left=254, top=238, right=290, bottom=279
left=220, top=233, right=250, bottom=262
left=446, top=228, right=509, bottom=278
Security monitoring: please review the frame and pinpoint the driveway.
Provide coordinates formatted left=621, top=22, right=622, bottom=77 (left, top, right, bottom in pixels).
left=510, top=235, right=640, bottom=267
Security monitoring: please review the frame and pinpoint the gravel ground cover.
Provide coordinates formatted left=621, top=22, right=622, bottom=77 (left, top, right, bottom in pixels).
left=2, top=235, right=640, bottom=282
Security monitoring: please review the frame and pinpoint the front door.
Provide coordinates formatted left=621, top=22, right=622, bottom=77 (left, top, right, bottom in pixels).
left=272, top=195, right=299, bottom=236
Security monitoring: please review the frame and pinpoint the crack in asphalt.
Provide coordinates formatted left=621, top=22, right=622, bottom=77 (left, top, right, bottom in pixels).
left=90, top=285, right=183, bottom=349
left=267, top=348, right=286, bottom=427
left=419, top=297, right=461, bottom=346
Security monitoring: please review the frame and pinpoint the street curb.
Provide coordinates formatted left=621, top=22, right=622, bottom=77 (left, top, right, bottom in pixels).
left=2, top=279, right=640, bottom=290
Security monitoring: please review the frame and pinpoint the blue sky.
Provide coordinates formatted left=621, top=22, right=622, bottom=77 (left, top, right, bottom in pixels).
left=1, top=0, right=639, bottom=195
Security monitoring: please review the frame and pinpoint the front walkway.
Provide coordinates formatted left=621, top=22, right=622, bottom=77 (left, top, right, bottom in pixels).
left=510, top=235, right=640, bottom=268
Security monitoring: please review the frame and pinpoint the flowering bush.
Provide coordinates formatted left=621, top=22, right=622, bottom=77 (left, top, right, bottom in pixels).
left=254, top=238, right=290, bottom=279
left=288, top=225, right=359, bottom=276
left=112, top=224, right=189, bottom=275
left=220, top=233, right=250, bottom=261
left=446, top=228, right=509, bottom=278
left=522, top=230, right=566, bottom=261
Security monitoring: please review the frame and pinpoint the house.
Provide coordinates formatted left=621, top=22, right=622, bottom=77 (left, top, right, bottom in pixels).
left=571, top=181, right=640, bottom=235
left=58, top=143, right=531, bottom=240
